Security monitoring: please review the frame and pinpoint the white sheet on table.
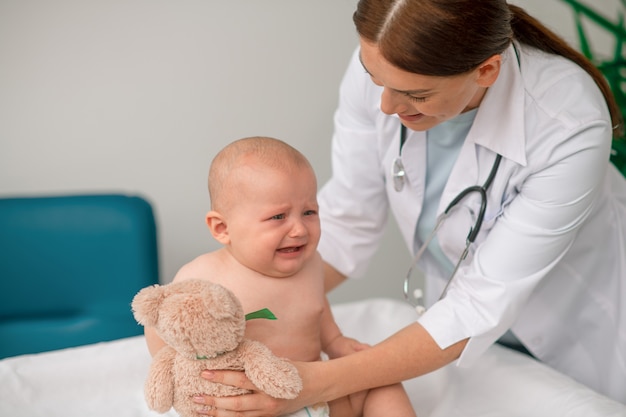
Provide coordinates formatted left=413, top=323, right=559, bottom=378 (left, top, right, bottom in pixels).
left=0, top=298, right=624, bottom=417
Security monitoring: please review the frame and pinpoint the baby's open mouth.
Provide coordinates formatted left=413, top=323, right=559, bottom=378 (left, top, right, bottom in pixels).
left=277, top=245, right=303, bottom=253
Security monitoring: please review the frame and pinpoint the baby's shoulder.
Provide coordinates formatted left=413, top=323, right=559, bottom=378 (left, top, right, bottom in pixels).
left=172, top=251, right=224, bottom=282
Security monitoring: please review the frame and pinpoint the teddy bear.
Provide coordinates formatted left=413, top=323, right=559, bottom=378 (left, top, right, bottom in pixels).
left=131, top=279, right=302, bottom=417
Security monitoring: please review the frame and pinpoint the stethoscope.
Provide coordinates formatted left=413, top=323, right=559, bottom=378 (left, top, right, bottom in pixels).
left=395, top=43, right=520, bottom=314
left=396, top=124, right=503, bottom=315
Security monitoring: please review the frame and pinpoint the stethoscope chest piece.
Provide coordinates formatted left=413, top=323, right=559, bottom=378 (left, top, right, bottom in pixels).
left=392, top=157, right=406, bottom=192
left=412, top=288, right=427, bottom=316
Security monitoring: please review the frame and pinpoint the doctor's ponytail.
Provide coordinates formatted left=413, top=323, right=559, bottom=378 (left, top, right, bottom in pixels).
left=508, top=4, right=623, bottom=138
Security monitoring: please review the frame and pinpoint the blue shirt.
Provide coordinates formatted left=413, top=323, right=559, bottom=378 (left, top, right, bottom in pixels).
left=414, top=109, right=477, bottom=272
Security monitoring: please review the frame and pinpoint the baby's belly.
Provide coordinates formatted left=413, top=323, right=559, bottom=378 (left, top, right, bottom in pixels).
left=244, top=297, right=326, bottom=362
left=263, top=332, right=323, bottom=362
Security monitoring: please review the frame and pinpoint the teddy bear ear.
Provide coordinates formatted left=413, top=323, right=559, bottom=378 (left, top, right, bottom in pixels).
left=205, top=283, right=244, bottom=319
left=131, top=284, right=166, bottom=326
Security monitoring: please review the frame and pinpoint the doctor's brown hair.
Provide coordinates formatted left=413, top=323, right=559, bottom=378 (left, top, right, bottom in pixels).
left=353, top=0, right=623, bottom=138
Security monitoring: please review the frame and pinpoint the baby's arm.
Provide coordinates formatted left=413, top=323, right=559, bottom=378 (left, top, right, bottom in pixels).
left=319, top=298, right=369, bottom=359
left=144, top=255, right=212, bottom=356
left=145, top=326, right=167, bottom=357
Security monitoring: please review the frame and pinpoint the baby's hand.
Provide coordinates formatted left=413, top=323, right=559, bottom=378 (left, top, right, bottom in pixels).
left=324, top=335, right=369, bottom=359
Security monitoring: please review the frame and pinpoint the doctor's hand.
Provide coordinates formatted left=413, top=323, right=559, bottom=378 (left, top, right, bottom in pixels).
left=193, top=361, right=323, bottom=417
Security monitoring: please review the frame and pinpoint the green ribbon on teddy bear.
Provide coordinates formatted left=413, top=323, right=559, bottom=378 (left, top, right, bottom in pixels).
left=244, top=308, right=277, bottom=321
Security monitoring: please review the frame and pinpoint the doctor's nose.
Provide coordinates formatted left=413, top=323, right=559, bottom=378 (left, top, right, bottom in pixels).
left=380, top=87, right=409, bottom=116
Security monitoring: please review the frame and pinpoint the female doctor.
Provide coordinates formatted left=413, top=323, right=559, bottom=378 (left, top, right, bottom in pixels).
left=195, top=0, right=626, bottom=412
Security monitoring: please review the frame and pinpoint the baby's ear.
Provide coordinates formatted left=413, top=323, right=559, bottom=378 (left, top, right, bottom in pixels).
left=131, top=284, right=166, bottom=326
left=206, top=210, right=230, bottom=245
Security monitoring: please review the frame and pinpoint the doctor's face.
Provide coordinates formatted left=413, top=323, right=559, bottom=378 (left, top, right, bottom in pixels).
left=359, top=38, right=500, bottom=132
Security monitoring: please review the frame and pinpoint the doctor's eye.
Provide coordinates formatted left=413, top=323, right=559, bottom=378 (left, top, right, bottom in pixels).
left=405, top=93, right=427, bottom=103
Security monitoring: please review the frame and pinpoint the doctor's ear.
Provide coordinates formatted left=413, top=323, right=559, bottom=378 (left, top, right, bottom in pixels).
left=206, top=210, right=230, bottom=245
left=475, top=54, right=502, bottom=88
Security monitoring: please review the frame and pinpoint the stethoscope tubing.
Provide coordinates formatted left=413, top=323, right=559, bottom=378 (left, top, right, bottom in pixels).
left=400, top=126, right=503, bottom=310
left=444, top=153, right=502, bottom=243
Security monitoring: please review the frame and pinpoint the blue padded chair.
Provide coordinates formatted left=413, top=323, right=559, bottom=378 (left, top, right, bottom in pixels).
left=0, top=194, right=159, bottom=358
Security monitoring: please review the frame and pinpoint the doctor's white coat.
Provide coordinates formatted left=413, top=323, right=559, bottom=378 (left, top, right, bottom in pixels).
left=318, top=42, right=626, bottom=402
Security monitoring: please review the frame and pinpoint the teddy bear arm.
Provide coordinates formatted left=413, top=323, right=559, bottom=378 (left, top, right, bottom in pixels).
left=239, top=340, right=303, bottom=400
left=145, top=346, right=177, bottom=413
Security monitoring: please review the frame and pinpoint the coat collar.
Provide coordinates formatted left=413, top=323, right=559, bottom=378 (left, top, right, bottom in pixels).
left=469, top=42, right=527, bottom=166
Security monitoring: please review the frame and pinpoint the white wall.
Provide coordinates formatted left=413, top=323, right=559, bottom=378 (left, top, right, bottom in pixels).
left=0, top=0, right=412, bottom=303
left=0, top=0, right=618, bottom=304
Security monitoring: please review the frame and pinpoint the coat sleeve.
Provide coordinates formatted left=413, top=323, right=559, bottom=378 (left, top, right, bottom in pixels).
left=317, top=46, right=391, bottom=279
left=420, top=117, right=613, bottom=365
